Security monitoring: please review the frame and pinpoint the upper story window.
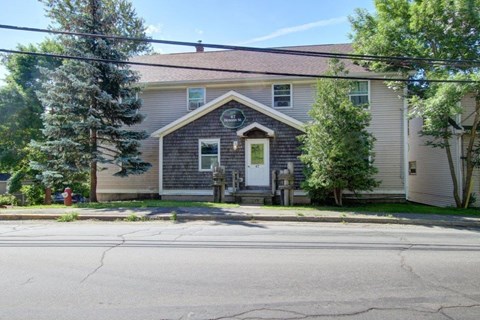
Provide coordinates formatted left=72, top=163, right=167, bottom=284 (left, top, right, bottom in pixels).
left=272, top=84, right=292, bottom=108
left=349, top=81, right=369, bottom=107
left=199, top=139, right=220, bottom=171
left=188, top=87, right=206, bottom=111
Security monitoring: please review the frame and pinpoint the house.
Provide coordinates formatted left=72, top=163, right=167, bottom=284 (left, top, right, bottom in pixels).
left=96, top=43, right=408, bottom=204
left=407, top=94, right=479, bottom=207
left=0, top=173, right=10, bottom=194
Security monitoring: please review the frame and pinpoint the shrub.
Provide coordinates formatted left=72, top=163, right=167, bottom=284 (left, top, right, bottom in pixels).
left=57, top=212, right=79, bottom=222
left=20, top=184, right=45, bottom=205
left=0, top=194, right=18, bottom=206
left=7, top=171, right=24, bottom=194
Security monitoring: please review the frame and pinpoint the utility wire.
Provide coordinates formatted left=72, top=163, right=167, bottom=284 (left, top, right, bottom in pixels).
left=1, top=48, right=478, bottom=84
left=0, top=23, right=479, bottom=68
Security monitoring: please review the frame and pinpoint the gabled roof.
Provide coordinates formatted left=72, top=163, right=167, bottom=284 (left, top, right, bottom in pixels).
left=132, top=43, right=369, bottom=84
left=237, top=122, right=275, bottom=137
left=151, top=91, right=305, bottom=138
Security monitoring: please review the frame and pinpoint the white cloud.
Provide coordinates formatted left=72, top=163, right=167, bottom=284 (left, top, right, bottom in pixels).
left=195, top=29, right=204, bottom=35
left=145, top=24, right=163, bottom=35
left=238, top=16, right=348, bottom=45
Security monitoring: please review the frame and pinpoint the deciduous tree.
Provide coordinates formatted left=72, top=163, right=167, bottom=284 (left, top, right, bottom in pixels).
left=350, top=0, right=480, bottom=207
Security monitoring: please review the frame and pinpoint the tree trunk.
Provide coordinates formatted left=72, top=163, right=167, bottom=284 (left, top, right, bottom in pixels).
left=444, top=131, right=462, bottom=207
left=462, top=100, right=480, bottom=208
left=333, top=188, right=343, bottom=206
left=44, top=187, right=52, bottom=205
left=90, top=128, right=98, bottom=202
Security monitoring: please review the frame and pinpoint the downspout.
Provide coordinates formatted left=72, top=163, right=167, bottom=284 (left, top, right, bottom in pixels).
left=159, top=136, right=163, bottom=197
left=403, top=87, right=409, bottom=201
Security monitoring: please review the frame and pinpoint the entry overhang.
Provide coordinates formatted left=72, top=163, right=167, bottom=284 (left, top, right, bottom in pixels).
left=237, top=122, right=275, bottom=138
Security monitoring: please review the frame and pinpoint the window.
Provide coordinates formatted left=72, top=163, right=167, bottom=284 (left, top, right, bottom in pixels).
left=199, top=139, right=220, bottom=171
left=349, top=81, right=369, bottom=107
left=188, top=87, right=206, bottom=111
left=272, top=84, right=292, bottom=108
left=409, top=161, right=417, bottom=175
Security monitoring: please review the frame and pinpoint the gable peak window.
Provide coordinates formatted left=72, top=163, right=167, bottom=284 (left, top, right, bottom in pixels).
left=349, top=81, right=369, bottom=107
left=188, top=87, right=206, bottom=111
left=272, top=84, right=292, bottom=108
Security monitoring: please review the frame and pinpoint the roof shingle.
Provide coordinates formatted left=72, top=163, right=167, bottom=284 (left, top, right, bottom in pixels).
left=131, top=43, right=369, bottom=84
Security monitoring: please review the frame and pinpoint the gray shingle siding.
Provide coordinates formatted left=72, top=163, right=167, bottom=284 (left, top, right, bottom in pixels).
left=163, top=100, right=304, bottom=190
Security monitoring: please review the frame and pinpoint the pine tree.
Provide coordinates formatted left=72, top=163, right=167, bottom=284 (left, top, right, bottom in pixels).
left=299, top=60, right=379, bottom=206
left=33, top=0, right=151, bottom=202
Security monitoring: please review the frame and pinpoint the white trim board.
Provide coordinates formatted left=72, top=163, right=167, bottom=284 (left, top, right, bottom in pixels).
left=237, top=122, right=275, bottom=137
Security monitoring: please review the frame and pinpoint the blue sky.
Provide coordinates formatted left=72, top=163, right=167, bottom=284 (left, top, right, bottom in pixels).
left=0, top=0, right=375, bottom=84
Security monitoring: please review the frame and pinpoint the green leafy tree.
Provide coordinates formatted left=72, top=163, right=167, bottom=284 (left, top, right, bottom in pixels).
left=299, top=61, right=379, bottom=206
left=350, top=0, right=480, bottom=208
left=33, top=0, right=152, bottom=202
left=0, top=40, right=61, bottom=172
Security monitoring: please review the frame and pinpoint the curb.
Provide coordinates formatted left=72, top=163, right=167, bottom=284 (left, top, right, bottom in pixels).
left=0, top=213, right=479, bottom=228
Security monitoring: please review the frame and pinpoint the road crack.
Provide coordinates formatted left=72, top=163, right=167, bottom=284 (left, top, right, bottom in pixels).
left=399, top=244, right=479, bottom=303
left=20, top=277, right=34, bottom=286
left=80, top=229, right=148, bottom=283
left=212, top=304, right=480, bottom=320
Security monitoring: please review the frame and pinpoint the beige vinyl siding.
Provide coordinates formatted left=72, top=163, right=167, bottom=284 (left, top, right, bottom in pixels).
left=97, top=90, right=180, bottom=194
left=368, top=80, right=405, bottom=193
left=97, top=79, right=406, bottom=196
left=205, top=82, right=315, bottom=122
left=461, top=94, right=477, bottom=127
left=0, top=181, right=7, bottom=194
left=97, top=138, right=159, bottom=194
left=407, top=117, right=460, bottom=207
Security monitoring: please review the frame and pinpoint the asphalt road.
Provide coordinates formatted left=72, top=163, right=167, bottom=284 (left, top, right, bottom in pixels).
left=0, top=220, right=479, bottom=320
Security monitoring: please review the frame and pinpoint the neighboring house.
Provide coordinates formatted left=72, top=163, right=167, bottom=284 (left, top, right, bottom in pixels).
left=97, top=43, right=407, bottom=204
left=408, top=94, right=479, bottom=207
left=0, top=173, right=10, bottom=194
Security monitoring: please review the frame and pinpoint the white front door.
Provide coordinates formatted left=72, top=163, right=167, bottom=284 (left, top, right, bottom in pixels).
left=245, top=139, right=270, bottom=186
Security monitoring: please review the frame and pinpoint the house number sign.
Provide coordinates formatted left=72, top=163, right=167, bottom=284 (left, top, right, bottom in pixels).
left=220, top=108, right=246, bottom=128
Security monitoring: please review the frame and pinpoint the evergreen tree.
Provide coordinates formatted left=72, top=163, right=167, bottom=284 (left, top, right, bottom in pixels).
left=299, top=60, right=379, bottom=206
left=33, top=0, right=151, bottom=202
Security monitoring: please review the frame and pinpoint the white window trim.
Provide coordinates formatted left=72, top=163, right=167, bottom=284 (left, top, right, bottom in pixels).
left=349, top=80, right=370, bottom=109
left=408, top=161, right=417, bottom=175
left=187, top=87, right=206, bottom=111
left=272, top=83, right=293, bottom=109
left=198, top=138, right=220, bottom=172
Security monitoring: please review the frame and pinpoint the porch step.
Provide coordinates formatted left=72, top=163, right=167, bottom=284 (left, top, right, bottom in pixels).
left=233, top=190, right=273, bottom=205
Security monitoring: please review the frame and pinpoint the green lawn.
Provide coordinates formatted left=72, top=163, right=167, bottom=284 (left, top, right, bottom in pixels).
left=269, top=202, right=480, bottom=217
left=75, top=199, right=240, bottom=209
left=5, top=200, right=480, bottom=218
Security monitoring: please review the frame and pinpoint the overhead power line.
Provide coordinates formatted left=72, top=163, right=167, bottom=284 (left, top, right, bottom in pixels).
left=0, top=23, right=479, bottom=68
left=1, top=48, right=478, bottom=84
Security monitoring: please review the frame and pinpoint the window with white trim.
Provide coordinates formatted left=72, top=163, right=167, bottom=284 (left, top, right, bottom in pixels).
left=349, top=81, right=369, bottom=107
left=409, top=161, right=417, bottom=175
left=199, top=139, right=220, bottom=171
left=272, top=84, right=292, bottom=108
left=188, top=87, right=206, bottom=111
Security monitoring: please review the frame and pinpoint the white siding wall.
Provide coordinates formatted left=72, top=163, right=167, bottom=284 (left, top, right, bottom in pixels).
left=408, top=117, right=460, bottom=206
left=97, top=80, right=406, bottom=196
left=407, top=94, right=479, bottom=207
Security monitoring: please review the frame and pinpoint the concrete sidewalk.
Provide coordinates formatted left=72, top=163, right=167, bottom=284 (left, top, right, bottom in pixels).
left=1, top=205, right=480, bottom=228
